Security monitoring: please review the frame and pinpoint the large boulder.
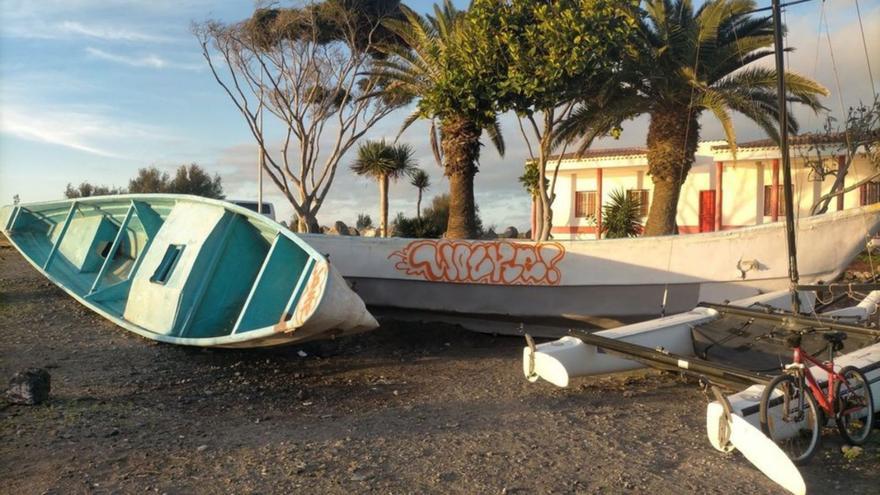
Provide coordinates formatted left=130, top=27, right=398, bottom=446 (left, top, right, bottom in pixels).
left=361, top=227, right=379, bottom=237
left=347, top=226, right=360, bottom=236
left=6, top=368, right=51, bottom=405
left=330, top=221, right=350, bottom=236
left=501, top=226, right=519, bottom=239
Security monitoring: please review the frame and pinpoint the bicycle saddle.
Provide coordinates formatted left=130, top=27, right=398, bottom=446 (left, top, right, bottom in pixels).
left=822, top=331, right=847, bottom=344
left=823, top=331, right=847, bottom=351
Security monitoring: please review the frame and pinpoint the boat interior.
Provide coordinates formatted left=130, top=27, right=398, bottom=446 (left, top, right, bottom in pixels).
left=3, top=198, right=319, bottom=340
left=691, top=304, right=879, bottom=378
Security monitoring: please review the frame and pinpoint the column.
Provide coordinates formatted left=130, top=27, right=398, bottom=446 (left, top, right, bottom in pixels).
left=715, top=161, right=723, bottom=231
left=837, top=155, right=846, bottom=211
left=772, top=159, right=780, bottom=222
left=596, top=168, right=603, bottom=239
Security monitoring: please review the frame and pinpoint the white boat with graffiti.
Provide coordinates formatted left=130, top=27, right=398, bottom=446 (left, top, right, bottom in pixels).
left=302, top=203, right=880, bottom=324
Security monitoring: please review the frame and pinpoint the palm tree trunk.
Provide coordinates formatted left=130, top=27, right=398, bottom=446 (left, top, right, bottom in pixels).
left=644, top=109, right=699, bottom=237
left=379, top=174, right=389, bottom=237
left=441, top=116, right=481, bottom=239
left=416, top=190, right=422, bottom=220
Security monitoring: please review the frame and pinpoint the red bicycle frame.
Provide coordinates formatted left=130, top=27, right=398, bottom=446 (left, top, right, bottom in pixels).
left=791, top=346, right=852, bottom=416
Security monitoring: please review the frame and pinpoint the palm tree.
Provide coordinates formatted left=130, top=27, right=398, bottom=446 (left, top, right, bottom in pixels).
left=375, top=0, right=504, bottom=239
left=557, top=0, right=828, bottom=236
left=602, top=189, right=643, bottom=239
left=410, top=169, right=431, bottom=220
left=351, top=140, right=417, bottom=237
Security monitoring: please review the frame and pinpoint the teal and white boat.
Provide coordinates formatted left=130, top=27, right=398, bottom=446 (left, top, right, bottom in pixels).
left=0, top=195, right=377, bottom=348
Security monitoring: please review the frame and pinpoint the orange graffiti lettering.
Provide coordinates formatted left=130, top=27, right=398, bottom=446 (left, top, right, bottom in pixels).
left=389, top=240, right=565, bottom=286
left=287, top=261, right=328, bottom=330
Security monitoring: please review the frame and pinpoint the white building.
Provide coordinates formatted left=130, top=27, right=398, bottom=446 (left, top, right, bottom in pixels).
left=538, top=134, right=878, bottom=239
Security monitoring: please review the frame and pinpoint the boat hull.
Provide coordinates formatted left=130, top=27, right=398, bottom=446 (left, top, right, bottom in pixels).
left=303, top=204, right=880, bottom=320
left=1, top=195, right=377, bottom=348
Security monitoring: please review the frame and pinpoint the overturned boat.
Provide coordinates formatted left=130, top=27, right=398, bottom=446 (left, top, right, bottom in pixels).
left=302, top=203, right=880, bottom=324
left=0, top=195, right=377, bottom=348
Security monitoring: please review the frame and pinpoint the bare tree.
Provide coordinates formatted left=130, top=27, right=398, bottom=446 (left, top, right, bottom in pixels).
left=803, top=97, right=880, bottom=215
left=194, top=3, right=407, bottom=232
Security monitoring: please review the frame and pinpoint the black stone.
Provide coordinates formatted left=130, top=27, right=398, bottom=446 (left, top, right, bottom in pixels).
left=6, top=368, right=51, bottom=405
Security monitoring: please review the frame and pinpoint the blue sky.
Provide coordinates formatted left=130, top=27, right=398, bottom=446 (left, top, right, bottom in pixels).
left=1, top=0, right=878, bottom=230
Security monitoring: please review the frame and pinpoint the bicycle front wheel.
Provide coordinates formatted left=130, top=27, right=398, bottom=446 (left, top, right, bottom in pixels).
left=760, top=374, right=822, bottom=465
left=834, top=366, right=875, bottom=445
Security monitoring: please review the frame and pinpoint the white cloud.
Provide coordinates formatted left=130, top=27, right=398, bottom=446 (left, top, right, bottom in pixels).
left=1, top=105, right=123, bottom=158
left=0, top=19, right=175, bottom=43
left=59, top=21, right=172, bottom=43
left=85, top=47, right=202, bottom=71
left=0, top=101, right=175, bottom=159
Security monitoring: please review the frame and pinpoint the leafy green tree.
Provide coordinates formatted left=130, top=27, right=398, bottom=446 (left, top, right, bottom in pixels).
left=557, top=0, right=828, bottom=236
left=601, top=189, right=642, bottom=238
left=168, top=163, right=225, bottom=199
left=409, top=169, right=430, bottom=220
left=392, top=193, right=483, bottom=238
left=127, top=164, right=224, bottom=198
left=471, top=0, right=637, bottom=240
left=128, top=167, right=170, bottom=194
left=351, top=140, right=417, bottom=237
left=64, top=182, right=125, bottom=199
left=356, top=213, right=374, bottom=230
left=376, top=0, right=504, bottom=239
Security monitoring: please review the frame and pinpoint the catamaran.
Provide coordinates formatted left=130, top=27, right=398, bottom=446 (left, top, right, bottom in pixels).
left=0, top=194, right=377, bottom=348
left=519, top=0, right=879, bottom=494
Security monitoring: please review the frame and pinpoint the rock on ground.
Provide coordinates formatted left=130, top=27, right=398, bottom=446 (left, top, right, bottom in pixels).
left=501, top=226, right=518, bottom=239
left=6, top=368, right=51, bottom=405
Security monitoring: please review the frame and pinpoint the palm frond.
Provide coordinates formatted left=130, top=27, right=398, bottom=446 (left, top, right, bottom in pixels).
left=485, top=116, right=505, bottom=157
left=694, top=88, right=738, bottom=152
left=397, top=108, right=423, bottom=141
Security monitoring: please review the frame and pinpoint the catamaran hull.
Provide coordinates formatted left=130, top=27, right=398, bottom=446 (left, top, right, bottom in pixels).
left=302, top=204, right=880, bottom=322
left=1, top=195, right=378, bottom=348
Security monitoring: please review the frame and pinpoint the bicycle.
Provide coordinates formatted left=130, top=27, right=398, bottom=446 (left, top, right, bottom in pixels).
left=759, top=329, right=875, bottom=465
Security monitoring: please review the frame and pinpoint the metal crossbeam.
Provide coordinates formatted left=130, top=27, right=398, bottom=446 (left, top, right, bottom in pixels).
left=43, top=202, right=78, bottom=270
left=88, top=202, right=135, bottom=295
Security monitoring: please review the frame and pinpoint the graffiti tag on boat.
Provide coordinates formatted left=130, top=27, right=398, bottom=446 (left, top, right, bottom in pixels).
left=389, top=240, right=565, bottom=285
left=287, top=261, right=328, bottom=329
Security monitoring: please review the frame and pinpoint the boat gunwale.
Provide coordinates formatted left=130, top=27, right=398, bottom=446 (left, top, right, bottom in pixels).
left=2, top=193, right=327, bottom=263
left=0, top=194, right=331, bottom=347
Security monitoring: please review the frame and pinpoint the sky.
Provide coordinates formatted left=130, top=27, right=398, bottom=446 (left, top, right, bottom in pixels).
left=0, top=0, right=878, bottom=231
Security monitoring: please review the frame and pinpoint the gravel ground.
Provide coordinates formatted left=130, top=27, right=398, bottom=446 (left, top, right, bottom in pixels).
left=1, top=238, right=878, bottom=494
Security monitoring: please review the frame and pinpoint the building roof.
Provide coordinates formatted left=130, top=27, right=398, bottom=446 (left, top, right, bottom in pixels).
left=710, top=132, right=848, bottom=151
left=545, top=147, right=648, bottom=162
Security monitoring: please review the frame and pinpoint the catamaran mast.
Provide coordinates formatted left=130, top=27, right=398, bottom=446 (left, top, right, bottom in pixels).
left=771, top=0, right=801, bottom=313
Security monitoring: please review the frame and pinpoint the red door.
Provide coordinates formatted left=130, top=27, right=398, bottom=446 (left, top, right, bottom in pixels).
left=699, top=190, right=716, bottom=232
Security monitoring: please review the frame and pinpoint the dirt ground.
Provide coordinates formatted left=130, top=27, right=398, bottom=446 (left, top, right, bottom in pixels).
left=1, top=238, right=878, bottom=494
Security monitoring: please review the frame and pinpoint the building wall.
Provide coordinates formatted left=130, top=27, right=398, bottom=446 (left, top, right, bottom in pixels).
left=548, top=152, right=875, bottom=240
